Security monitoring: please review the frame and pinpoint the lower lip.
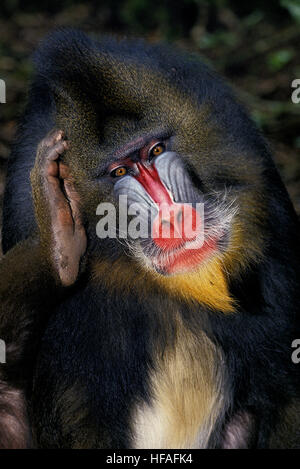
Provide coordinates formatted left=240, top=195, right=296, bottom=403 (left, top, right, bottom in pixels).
left=153, top=237, right=218, bottom=275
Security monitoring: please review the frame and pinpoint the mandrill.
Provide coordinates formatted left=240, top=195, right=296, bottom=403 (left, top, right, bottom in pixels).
left=0, top=29, right=300, bottom=449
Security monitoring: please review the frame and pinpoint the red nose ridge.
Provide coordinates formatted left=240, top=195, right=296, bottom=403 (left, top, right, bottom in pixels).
left=152, top=203, right=202, bottom=252
left=135, top=162, right=173, bottom=206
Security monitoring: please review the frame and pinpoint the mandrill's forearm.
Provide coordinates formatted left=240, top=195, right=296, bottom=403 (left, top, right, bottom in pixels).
left=0, top=238, right=61, bottom=448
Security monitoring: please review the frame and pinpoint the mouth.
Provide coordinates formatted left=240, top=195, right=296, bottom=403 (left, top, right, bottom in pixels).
left=151, top=234, right=221, bottom=275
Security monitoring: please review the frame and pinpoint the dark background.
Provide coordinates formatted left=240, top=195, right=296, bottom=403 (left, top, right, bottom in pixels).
left=0, top=0, right=299, bottom=248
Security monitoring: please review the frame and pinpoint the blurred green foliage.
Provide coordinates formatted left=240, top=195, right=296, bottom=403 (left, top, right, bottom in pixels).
left=267, top=49, right=295, bottom=71
left=280, top=0, right=300, bottom=23
left=0, top=0, right=298, bottom=38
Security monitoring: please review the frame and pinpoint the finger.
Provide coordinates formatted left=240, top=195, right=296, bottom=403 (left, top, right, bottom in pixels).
left=44, top=129, right=65, bottom=147
left=44, top=140, right=68, bottom=162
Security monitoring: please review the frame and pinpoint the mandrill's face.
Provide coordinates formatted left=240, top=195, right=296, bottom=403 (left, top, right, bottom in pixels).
left=108, top=136, right=236, bottom=276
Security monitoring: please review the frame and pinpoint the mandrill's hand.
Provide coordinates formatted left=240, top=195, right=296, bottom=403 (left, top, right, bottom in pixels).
left=30, top=129, right=87, bottom=286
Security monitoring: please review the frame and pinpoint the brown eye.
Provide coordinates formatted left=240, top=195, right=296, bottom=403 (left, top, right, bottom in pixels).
left=111, top=166, right=128, bottom=178
left=149, top=142, right=165, bottom=159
